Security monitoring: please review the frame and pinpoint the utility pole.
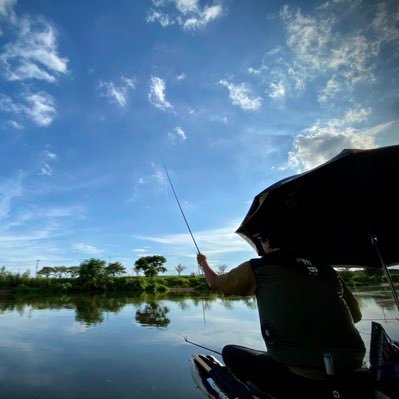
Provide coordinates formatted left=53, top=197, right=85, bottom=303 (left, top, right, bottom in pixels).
left=36, top=259, right=40, bottom=277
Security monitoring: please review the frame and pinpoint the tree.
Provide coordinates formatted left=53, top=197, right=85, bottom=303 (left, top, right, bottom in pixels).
left=134, top=256, right=167, bottom=278
left=78, top=258, right=109, bottom=289
left=175, top=264, right=186, bottom=276
left=217, top=264, right=228, bottom=274
left=105, top=262, right=126, bottom=276
left=37, top=267, right=55, bottom=278
left=67, top=266, right=80, bottom=278
left=55, top=266, right=68, bottom=278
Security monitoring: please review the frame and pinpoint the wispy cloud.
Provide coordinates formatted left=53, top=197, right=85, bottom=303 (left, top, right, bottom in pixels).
left=0, top=92, right=56, bottom=126
left=98, top=76, right=136, bottom=108
left=168, top=126, right=187, bottom=143
left=6, top=120, right=23, bottom=129
left=148, top=76, right=173, bottom=110
left=137, top=222, right=253, bottom=261
left=25, top=92, right=56, bottom=126
left=0, top=0, right=17, bottom=22
left=219, top=80, right=262, bottom=110
left=0, top=15, right=68, bottom=82
left=150, top=162, right=167, bottom=185
left=146, top=0, right=224, bottom=31
left=73, top=243, right=104, bottom=255
left=0, top=174, right=23, bottom=220
left=249, top=2, right=399, bottom=105
left=39, top=150, right=57, bottom=176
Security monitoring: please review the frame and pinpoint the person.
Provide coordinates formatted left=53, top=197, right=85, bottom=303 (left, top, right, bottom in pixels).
left=196, top=231, right=367, bottom=398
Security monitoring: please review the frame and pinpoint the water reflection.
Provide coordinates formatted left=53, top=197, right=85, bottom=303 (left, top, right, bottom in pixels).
left=135, top=301, right=170, bottom=327
left=0, top=289, right=396, bottom=327
left=0, top=289, right=398, bottom=399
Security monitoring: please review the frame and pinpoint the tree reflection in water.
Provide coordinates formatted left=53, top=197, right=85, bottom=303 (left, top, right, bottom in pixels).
left=135, top=302, right=170, bottom=328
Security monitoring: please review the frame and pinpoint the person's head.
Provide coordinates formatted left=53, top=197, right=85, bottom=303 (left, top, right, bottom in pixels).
left=259, top=236, right=273, bottom=254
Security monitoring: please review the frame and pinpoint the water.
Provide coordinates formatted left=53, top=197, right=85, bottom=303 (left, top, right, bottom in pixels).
left=0, top=289, right=398, bottom=399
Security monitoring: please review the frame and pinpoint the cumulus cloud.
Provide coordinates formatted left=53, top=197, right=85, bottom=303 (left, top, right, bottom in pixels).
left=219, top=80, right=262, bottom=110
left=287, top=110, right=383, bottom=172
left=98, top=76, right=136, bottom=108
left=0, top=15, right=68, bottom=82
left=146, top=0, right=224, bottom=31
left=148, top=76, right=173, bottom=110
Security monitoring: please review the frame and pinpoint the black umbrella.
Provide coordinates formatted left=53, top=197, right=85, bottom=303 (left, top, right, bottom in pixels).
left=236, top=145, right=399, bottom=269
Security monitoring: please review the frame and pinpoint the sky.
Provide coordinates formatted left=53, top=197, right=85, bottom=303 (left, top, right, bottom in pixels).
left=0, top=0, right=398, bottom=275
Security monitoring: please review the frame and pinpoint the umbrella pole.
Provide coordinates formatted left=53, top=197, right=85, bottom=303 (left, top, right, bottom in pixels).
left=371, top=235, right=399, bottom=312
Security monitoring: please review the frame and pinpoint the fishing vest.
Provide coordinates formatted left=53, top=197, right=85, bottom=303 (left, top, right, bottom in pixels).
left=250, top=250, right=366, bottom=371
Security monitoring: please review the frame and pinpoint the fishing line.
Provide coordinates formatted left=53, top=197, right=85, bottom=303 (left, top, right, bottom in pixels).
left=161, top=156, right=200, bottom=254
left=184, top=336, right=222, bottom=355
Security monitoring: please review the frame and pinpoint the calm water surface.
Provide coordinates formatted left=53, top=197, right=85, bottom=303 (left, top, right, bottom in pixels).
left=0, top=289, right=398, bottom=399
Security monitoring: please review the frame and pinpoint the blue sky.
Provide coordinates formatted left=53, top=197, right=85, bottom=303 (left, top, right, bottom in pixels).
left=0, top=0, right=398, bottom=275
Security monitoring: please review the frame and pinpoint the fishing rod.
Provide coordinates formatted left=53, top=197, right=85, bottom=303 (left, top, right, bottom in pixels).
left=184, top=336, right=222, bottom=355
left=161, top=157, right=200, bottom=254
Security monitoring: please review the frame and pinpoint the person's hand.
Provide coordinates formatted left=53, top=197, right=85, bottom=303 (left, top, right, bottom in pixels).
left=197, top=253, right=207, bottom=268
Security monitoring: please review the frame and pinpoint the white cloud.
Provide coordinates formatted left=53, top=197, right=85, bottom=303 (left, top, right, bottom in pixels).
left=0, top=174, right=23, bottom=220
left=148, top=76, right=173, bottom=110
left=168, top=126, right=187, bottom=143
left=0, top=15, right=68, bottom=82
left=147, top=0, right=224, bottom=31
left=151, top=162, right=167, bottom=185
left=73, top=243, right=103, bottom=255
left=137, top=223, right=253, bottom=259
left=99, top=76, right=136, bottom=108
left=7, top=120, right=23, bottom=129
left=0, top=92, right=56, bottom=126
left=176, top=72, right=186, bottom=80
left=372, top=2, right=399, bottom=46
left=25, top=92, right=56, bottom=126
left=38, top=150, right=57, bottom=177
left=219, top=80, right=262, bottom=110
left=268, top=80, right=286, bottom=99
left=287, top=117, right=382, bottom=172
left=0, top=0, right=17, bottom=24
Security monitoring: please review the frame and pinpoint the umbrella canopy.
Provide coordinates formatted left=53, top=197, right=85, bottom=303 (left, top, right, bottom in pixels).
left=236, top=145, right=399, bottom=268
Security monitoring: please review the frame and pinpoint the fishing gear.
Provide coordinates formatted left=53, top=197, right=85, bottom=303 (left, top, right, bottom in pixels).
left=161, top=157, right=200, bottom=254
left=184, top=336, right=222, bottom=355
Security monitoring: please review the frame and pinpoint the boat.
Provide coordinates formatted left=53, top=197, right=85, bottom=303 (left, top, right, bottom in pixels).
left=189, top=322, right=399, bottom=399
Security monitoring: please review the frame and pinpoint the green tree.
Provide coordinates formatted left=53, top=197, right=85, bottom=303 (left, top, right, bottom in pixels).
left=37, top=267, right=55, bottom=278
left=134, top=256, right=167, bottom=278
left=105, top=262, right=126, bottom=276
left=67, top=266, right=80, bottom=278
left=78, top=258, right=109, bottom=289
left=55, top=266, right=68, bottom=278
left=175, top=264, right=186, bottom=276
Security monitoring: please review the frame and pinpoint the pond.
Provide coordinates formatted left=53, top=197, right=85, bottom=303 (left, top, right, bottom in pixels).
left=0, top=289, right=398, bottom=399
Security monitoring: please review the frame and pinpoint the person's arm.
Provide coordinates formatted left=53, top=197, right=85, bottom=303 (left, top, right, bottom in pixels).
left=197, top=253, right=219, bottom=289
left=197, top=253, right=256, bottom=296
left=339, top=276, right=362, bottom=323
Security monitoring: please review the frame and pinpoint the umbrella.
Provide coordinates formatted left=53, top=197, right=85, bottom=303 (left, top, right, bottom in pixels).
left=236, top=145, right=399, bottom=269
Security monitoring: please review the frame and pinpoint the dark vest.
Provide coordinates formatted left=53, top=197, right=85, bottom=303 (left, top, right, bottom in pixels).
left=250, top=250, right=366, bottom=371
